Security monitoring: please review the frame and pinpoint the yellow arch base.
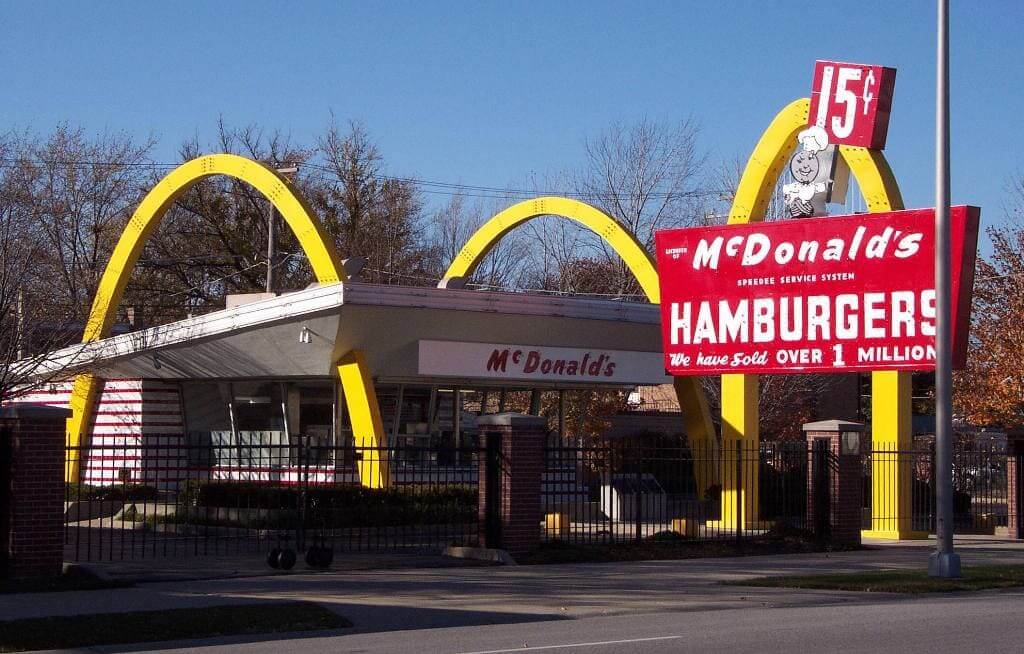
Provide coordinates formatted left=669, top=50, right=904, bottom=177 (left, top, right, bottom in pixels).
left=719, top=98, right=916, bottom=537
left=441, top=196, right=718, bottom=494
left=337, top=350, right=390, bottom=489
left=67, top=154, right=350, bottom=483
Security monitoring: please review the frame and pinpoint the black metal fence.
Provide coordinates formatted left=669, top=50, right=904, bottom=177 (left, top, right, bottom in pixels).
left=541, top=439, right=810, bottom=544
left=64, top=438, right=480, bottom=562
left=863, top=445, right=1014, bottom=534
left=63, top=435, right=1020, bottom=564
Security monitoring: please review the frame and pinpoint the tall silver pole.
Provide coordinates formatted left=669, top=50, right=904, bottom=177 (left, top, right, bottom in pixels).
left=16, top=288, right=25, bottom=360
left=929, top=0, right=961, bottom=578
left=265, top=165, right=298, bottom=293
left=266, top=204, right=278, bottom=294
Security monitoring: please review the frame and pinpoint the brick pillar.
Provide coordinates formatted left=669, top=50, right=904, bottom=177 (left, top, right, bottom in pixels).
left=476, top=413, right=545, bottom=558
left=1, top=404, right=70, bottom=579
left=1007, top=430, right=1024, bottom=539
left=804, top=419, right=864, bottom=548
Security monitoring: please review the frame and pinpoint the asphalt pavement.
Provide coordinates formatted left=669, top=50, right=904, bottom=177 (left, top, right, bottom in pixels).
left=12, top=537, right=1024, bottom=652
left=101, top=589, right=1024, bottom=653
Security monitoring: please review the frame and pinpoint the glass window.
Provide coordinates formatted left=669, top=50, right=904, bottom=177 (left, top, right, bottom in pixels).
left=287, top=382, right=337, bottom=466
left=181, top=382, right=232, bottom=467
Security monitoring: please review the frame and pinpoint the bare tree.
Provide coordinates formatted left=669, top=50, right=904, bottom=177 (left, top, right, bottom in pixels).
left=426, top=193, right=530, bottom=290
left=0, top=132, right=100, bottom=401
left=709, top=155, right=788, bottom=224
left=311, top=120, right=431, bottom=285
left=127, top=121, right=318, bottom=324
left=697, top=373, right=839, bottom=441
left=573, top=118, right=707, bottom=296
left=5, top=125, right=157, bottom=321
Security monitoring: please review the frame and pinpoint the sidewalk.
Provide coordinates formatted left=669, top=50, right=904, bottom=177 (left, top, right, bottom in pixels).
left=5, top=538, right=1024, bottom=634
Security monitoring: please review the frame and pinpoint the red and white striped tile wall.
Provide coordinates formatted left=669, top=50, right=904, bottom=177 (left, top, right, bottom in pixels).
left=8, top=379, right=186, bottom=487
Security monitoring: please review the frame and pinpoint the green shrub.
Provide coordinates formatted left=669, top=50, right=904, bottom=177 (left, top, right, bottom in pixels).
left=66, top=483, right=160, bottom=503
left=172, top=481, right=477, bottom=528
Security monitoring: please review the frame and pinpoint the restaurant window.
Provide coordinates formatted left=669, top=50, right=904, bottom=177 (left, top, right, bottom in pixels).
left=182, top=381, right=289, bottom=469
left=284, top=382, right=339, bottom=466
left=181, top=382, right=232, bottom=467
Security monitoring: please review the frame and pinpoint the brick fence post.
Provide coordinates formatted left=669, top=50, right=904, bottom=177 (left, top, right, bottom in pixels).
left=804, top=419, right=864, bottom=548
left=1007, top=430, right=1024, bottom=540
left=476, top=413, right=545, bottom=558
left=1, top=404, right=70, bottom=579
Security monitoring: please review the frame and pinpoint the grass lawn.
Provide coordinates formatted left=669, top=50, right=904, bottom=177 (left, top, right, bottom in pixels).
left=0, top=602, right=351, bottom=652
left=728, top=565, right=1024, bottom=593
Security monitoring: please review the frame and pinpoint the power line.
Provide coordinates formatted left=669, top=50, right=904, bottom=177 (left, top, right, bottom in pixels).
left=0, top=156, right=729, bottom=202
left=165, top=252, right=302, bottom=299
left=359, top=265, right=647, bottom=300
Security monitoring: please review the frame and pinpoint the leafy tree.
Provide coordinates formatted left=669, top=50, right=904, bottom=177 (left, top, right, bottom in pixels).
left=954, top=220, right=1024, bottom=426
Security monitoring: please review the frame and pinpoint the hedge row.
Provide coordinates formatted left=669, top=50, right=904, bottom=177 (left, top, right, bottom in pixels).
left=174, top=481, right=477, bottom=528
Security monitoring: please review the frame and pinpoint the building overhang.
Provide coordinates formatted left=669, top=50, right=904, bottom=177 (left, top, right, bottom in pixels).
left=29, top=283, right=668, bottom=388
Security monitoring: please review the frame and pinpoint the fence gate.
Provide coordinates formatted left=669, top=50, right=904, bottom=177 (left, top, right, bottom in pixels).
left=541, top=437, right=810, bottom=545
left=64, top=437, right=483, bottom=563
left=864, top=445, right=1013, bottom=535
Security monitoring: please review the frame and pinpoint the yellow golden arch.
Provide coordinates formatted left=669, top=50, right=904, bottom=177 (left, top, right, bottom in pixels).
left=70, top=103, right=915, bottom=534
left=445, top=98, right=913, bottom=539
left=724, top=98, right=913, bottom=538
left=66, top=154, right=390, bottom=487
left=438, top=195, right=716, bottom=449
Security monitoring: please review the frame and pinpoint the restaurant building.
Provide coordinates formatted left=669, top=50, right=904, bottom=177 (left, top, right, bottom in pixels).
left=15, top=281, right=682, bottom=488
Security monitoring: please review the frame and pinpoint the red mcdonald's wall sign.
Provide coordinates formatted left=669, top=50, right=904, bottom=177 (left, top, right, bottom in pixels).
left=655, top=207, right=980, bottom=376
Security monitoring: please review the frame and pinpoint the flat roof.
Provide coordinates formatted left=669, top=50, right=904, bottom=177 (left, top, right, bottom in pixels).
left=29, top=282, right=667, bottom=387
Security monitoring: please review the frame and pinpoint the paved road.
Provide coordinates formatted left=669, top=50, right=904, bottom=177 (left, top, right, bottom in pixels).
left=122, top=589, right=1024, bottom=653
left=15, top=539, right=1024, bottom=652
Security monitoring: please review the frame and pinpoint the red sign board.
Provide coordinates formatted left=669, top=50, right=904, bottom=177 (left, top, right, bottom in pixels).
left=808, top=60, right=896, bottom=149
left=655, top=207, right=980, bottom=376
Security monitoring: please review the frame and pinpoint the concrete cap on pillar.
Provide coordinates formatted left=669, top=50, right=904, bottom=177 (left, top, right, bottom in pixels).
left=477, top=412, right=547, bottom=429
left=802, top=419, right=865, bottom=433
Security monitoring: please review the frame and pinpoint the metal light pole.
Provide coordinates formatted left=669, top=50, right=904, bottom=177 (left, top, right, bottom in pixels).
left=16, top=288, right=25, bottom=360
left=929, top=0, right=961, bottom=578
left=266, top=203, right=278, bottom=293
left=266, top=165, right=298, bottom=294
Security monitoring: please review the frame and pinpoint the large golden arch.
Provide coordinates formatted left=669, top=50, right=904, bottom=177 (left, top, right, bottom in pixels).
left=66, top=154, right=389, bottom=487
left=439, top=196, right=716, bottom=449
left=441, top=196, right=660, bottom=300
left=722, top=98, right=914, bottom=538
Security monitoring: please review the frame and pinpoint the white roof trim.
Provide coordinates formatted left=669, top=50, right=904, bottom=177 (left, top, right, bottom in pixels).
left=24, top=282, right=660, bottom=379
left=25, top=284, right=346, bottom=379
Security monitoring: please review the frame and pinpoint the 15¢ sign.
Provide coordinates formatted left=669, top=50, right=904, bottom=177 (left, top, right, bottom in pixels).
left=808, top=60, right=896, bottom=150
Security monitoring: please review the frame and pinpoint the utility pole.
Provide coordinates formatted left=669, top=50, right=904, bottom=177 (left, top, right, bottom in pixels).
left=266, top=203, right=278, bottom=293
left=266, top=165, right=298, bottom=294
left=16, top=288, right=25, bottom=360
left=929, top=0, right=961, bottom=578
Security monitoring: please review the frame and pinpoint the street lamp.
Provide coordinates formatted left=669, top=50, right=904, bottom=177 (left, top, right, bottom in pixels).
left=266, top=164, right=298, bottom=293
left=929, top=0, right=961, bottom=578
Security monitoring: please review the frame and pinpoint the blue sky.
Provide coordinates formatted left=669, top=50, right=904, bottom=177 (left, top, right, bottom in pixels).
left=1, top=1, right=1020, bottom=241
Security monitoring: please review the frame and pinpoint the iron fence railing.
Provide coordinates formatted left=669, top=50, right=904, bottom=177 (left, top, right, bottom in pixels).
left=64, top=437, right=480, bottom=562
left=62, top=434, right=1020, bottom=563
left=863, top=446, right=1013, bottom=534
left=541, top=439, right=810, bottom=544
